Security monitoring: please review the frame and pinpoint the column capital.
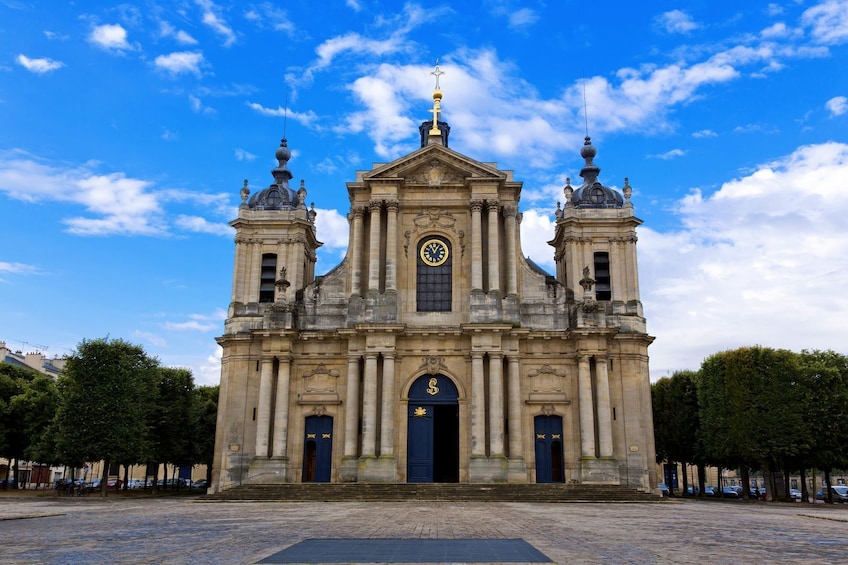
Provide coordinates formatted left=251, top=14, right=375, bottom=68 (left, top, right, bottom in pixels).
left=470, top=199, right=484, bottom=212
left=486, top=200, right=500, bottom=212
left=385, top=199, right=399, bottom=212
left=364, top=351, right=379, bottom=360
left=502, top=204, right=517, bottom=218
left=351, top=206, right=367, bottom=218
left=488, top=351, right=504, bottom=361
left=369, top=200, right=383, bottom=212
left=470, top=351, right=485, bottom=360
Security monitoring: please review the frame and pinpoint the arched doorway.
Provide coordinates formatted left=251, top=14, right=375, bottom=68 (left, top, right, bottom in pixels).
left=534, top=415, right=565, bottom=483
left=407, top=374, right=459, bottom=483
left=302, top=415, right=333, bottom=482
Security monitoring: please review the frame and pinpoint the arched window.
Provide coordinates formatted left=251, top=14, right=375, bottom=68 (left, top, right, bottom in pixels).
left=416, top=236, right=452, bottom=312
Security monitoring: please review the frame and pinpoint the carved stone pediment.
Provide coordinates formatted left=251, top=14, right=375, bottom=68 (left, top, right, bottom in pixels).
left=302, top=365, right=339, bottom=393
left=363, top=145, right=504, bottom=184
left=528, top=364, right=565, bottom=393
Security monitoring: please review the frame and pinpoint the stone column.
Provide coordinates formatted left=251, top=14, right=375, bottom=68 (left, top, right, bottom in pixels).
left=385, top=200, right=399, bottom=292
left=251, top=243, right=263, bottom=302
left=343, top=356, right=361, bottom=457
left=487, top=200, right=501, bottom=295
left=595, top=357, right=613, bottom=458
left=367, top=201, right=382, bottom=294
left=271, top=356, right=291, bottom=457
left=470, top=200, right=484, bottom=291
left=350, top=207, right=365, bottom=297
left=361, top=353, right=379, bottom=456
left=379, top=353, right=396, bottom=456
left=488, top=352, right=505, bottom=457
left=503, top=205, right=518, bottom=296
left=254, top=358, right=274, bottom=458
left=506, top=355, right=523, bottom=458
left=471, top=352, right=486, bottom=456
left=578, top=355, right=596, bottom=458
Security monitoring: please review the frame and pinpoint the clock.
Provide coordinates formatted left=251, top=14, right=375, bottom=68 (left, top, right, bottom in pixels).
left=419, top=238, right=449, bottom=266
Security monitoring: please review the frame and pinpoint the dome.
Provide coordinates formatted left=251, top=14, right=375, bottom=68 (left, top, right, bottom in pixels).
left=570, top=137, right=624, bottom=209
left=247, top=138, right=299, bottom=210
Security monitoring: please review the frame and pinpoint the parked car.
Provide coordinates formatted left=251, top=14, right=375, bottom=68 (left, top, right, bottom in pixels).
left=720, top=486, right=740, bottom=498
left=817, top=485, right=848, bottom=502
left=657, top=483, right=670, bottom=496
left=789, top=488, right=803, bottom=501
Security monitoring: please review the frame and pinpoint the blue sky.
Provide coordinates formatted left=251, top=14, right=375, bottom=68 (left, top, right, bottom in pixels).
left=2, top=0, right=847, bottom=385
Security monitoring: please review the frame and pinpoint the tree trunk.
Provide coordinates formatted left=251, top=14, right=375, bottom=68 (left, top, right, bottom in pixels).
left=100, top=459, right=109, bottom=497
left=763, top=461, right=775, bottom=502
left=783, top=460, right=791, bottom=501
left=741, top=466, right=751, bottom=499
left=800, top=468, right=808, bottom=503
left=824, top=470, right=832, bottom=503
left=681, top=463, right=690, bottom=496
left=697, top=464, right=706, bottom=497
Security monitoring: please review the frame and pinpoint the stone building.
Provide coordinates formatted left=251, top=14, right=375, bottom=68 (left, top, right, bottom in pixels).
left=211, top=70, right=657, bottom=492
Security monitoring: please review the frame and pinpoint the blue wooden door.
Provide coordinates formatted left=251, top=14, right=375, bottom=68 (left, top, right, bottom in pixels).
left=407, top=375, right=459, bottom=483
left=303, top=415, right=333, bottom=482
left=534, top=415, right=565, bottom=483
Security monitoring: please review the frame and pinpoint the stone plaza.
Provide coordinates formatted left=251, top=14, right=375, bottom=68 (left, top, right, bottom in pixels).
left=1, top=494, right=847, bottom=563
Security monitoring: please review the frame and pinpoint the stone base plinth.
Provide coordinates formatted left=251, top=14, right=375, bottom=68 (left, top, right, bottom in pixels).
left=580, top=457, right=620, bottom=484
left=468, top=455, right=508, bottom=482
left=358, top=456, right=397, bottom=483
left=247, top=457, right=290, bottom=484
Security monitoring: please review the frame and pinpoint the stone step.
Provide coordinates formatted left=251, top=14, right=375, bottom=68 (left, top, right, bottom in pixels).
left=203, top=483, right=660, bottom=503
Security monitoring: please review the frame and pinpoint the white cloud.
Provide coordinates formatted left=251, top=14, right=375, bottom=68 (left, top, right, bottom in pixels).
left=0, top=261, right=41, bottom=283
left=234, top=148, right=257, bottom=161
left=692, top=129, right=718, bottom=138
left=516, top=143, right=848, bottom=380
left=802, top=0, right=848, bottom=45
left=246, top=102, right=318, bottom=126
left=16, top=54, right=63, bottom=73
left=155, top=51, right=204, bottom=76
left=196, top=0, right=237, bottom=47
left=652, top=149, right=687, bottom=160
left=346, top=0, right=362, bottom=11
left=188, top=94, right=216, bottom=115
left=656, top=10, right=699, bottom=34
left=0, top=150, right=224, bottom=237
left=244, top=2, right=295, bottom=35
left=641, top=142, right=848, bottom=378
left=174, top=215, right=231, bottom=236
left=159, top=21, right=198, bottom=45
left=163, top=309, right=227, bottom=332
left=825, top=95, right=847, bottom=117
left=508, top=8, right=538, bottom=29
left=88, top=23, right=134, bottom=51
left=195, top=346, right=223, bottom=386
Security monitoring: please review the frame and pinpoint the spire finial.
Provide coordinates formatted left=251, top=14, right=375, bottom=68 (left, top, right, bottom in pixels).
left=428, top=60, right=444, bottom=136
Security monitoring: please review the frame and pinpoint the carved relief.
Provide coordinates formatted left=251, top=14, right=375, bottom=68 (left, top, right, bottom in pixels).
left=528, top=365, right=565, bottom=393
left=419, top=355, right=447, bottom=375
left=302, top=365, right=340, bottom=393
left=404, top=209, right=464, bottom=257
left=406, top=159, right=465, bottom=185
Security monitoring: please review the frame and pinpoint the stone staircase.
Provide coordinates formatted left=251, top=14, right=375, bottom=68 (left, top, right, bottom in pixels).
left=201, top=483, right=661, bottom=503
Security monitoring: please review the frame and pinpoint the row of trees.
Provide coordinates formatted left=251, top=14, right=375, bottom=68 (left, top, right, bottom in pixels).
left=0, top=338, right=218, bottom=495
left=653, top=346, right=848, bottom=502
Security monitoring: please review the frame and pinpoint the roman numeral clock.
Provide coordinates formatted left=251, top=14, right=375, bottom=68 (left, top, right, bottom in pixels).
left=420, top=239, right=449, bottom=266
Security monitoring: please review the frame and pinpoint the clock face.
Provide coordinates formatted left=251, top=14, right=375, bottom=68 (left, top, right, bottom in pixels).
left=419, top=238, right=449, bottom=266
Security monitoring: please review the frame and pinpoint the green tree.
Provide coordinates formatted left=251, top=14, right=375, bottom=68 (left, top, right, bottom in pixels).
left=699, top=346, right=808, bottom=501
left=652, top=370, right=704, bottom=496
left=192, top=384, right=219, bottom=486
left=149, top=367, right=196, bottom=489
left=797, top=350, right=848, bottom=502
left=0, top=362, right=41, bottom=487
left=55, top=338, right=159, bottom=496
left=11, top=372, right=60, bottom=478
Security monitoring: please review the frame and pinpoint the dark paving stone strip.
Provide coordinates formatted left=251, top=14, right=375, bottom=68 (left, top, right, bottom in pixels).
left=259, top=538, right=552, bottom=564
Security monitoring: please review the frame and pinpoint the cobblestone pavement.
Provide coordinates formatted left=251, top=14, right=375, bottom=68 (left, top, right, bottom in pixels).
left=1, top=493, right=847, bottom=564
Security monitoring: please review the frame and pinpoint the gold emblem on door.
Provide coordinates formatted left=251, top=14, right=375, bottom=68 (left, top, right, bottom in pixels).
left=414, top=406, right=427, bottom=417
left=426, top=377, right=439, bottom=395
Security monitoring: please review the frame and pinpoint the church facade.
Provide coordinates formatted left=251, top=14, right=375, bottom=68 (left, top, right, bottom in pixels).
left=210, top=77, right=657, bottom=492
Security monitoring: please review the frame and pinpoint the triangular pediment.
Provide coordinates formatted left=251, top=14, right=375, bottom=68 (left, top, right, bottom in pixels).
left=363, top=144, right=505, bottom=186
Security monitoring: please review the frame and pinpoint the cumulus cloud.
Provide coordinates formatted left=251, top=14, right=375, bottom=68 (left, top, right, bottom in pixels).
left=802, top=0, right=848, bottom=45
left=0, top=150, right=227, bottom=237
left=155, top=51, right=204, bottom=76
left=692, top=129, right=718, bottom=138
left=656, top=10, right=699, bottom=34
left=234, top=148, right=257, bottom=161
left=188, top=94, right=216, bottom=115
left=825, top=95, right=847, bottom=117
left=246, top=102, right=318, bottom=126
left=16, top=54, right=63, bottom=73
left=88, top=23, right=134, bottom=51
left=653, top=149, right=687, bottom=160
left=0, top=261, right=41, bottom=283
left=174, top=215, right=231, bottom=236
left=159, top=21, right=198, bottom=45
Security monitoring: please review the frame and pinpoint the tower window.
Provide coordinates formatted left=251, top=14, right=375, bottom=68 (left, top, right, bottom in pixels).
left=417, top=237, right=452, bottom=312
left=259, top=253, right=277, bottom=303
left=594, top=252, right=611, bottom=301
